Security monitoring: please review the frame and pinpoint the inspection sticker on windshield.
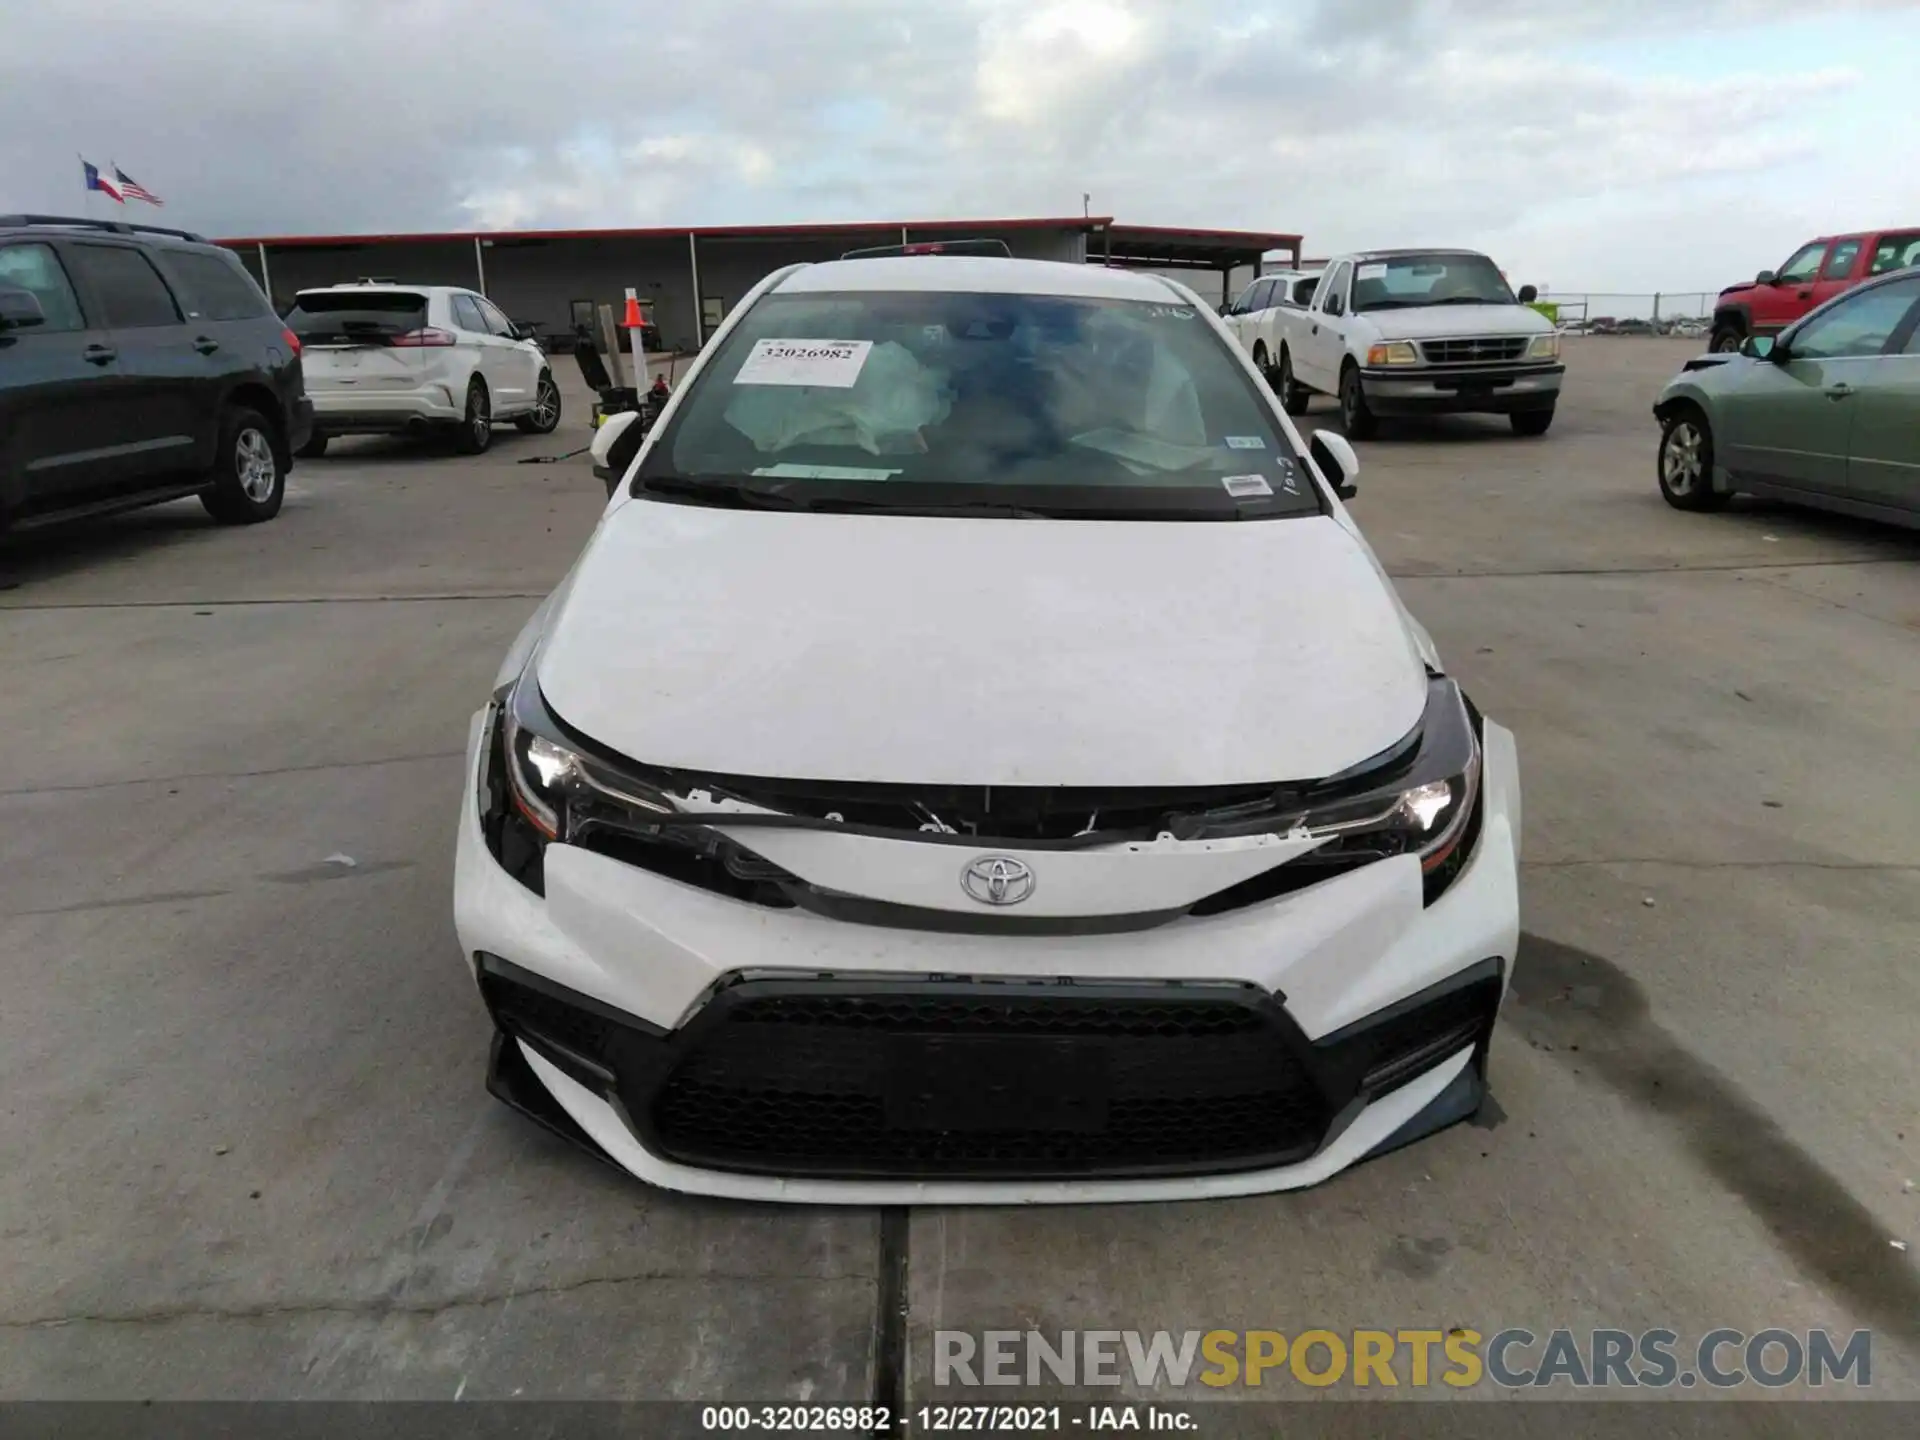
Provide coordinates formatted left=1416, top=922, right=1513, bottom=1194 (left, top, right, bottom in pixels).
left=1224, top=435, right=1266, bottom=450
left=1222, top=473, right=1274, bottom=498
left=734, top=339, right=873, bottom=388
left=1356, top=263, right=1387, bottom=280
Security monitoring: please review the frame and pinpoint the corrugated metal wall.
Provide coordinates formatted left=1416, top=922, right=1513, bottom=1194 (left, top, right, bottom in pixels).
left=233, top=225, right=1091, bottom=354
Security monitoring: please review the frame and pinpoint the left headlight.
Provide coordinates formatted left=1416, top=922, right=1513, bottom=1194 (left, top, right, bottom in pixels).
left=1169, top=678, right=1483, bottom=901
left=1525, top=332, right=1560, bottom=361
left=499, top=669, right=678, bottom=844
left=1280, top=682, right=1480, bottom=882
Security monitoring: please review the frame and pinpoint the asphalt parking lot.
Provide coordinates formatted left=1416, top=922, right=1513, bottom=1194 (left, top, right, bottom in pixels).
left=2, top=339, right=1917, bottom=1409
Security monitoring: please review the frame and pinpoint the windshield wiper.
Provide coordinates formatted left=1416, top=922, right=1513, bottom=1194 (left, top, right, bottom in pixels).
left=862, top=501, right=1051, bottom=519
left=635, top=475, right=810, bottom=510
left=1429, top=295, right=1509, bottom=305
left=635, top=477, right=1049, bottom=518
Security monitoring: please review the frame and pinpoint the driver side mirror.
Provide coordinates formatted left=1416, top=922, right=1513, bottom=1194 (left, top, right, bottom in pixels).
left=1755, top=269, right=1777, bottom=286
left=1740, top=334, right=1780, bottom=361
left=0, top=286, right=47, bottom=332
left=1517, top=284, right=1538, bottom=304
left=1309, top=431, right=1360, bottom=501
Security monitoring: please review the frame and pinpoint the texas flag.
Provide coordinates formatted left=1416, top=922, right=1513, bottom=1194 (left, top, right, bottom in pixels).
left=82, top=159, right=125, bottom=203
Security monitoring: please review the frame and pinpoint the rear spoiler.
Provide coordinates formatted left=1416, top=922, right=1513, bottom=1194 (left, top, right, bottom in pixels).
left=839, top=239, right=1013, bottom=260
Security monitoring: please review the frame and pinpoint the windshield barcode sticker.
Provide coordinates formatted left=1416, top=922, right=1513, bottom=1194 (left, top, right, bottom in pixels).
left=734, top=338, right=873, bottom=388
left=1225, top=435, right=1266, bottom=450
left=1222, top=473, right=1274, bottom=498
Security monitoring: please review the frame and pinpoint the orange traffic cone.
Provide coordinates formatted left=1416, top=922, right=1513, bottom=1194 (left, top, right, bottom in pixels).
left=622, top=291, right=643, bottom=329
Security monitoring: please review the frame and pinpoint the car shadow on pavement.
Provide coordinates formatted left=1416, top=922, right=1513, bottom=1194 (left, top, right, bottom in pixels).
left=312, top=427, right=552, bottom=466
left=1509, top=932, right=1920, bottom=1350
left=1298, top=412, right=1570, bottom=446
left=0, top=504, right=223, bottom=596
left=1706, top=497, right=1920, bottom=552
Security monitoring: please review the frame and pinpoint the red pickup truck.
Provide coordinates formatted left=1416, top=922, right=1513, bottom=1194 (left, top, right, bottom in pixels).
left=1710, top=227, right=1920, bottom=352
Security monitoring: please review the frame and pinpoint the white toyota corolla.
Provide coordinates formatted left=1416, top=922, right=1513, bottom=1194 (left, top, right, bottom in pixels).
left=452, top=246, right=1521, bottom=1204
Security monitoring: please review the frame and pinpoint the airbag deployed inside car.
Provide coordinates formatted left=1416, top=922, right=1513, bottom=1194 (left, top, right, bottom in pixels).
left=724, top=341, right=953, bottom=455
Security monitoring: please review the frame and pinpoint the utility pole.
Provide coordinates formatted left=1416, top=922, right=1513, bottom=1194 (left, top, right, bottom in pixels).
left=1083, top=193, right=1091, bottom=219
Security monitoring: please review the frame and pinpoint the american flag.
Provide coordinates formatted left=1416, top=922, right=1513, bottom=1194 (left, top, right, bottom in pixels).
left=113, top=166, right=163, bottom=206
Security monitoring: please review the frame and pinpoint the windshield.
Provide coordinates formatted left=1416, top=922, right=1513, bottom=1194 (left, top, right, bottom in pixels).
left=638, top=288, right=1318, bottom=521
left=1351, top=254, right=1516, bottom=312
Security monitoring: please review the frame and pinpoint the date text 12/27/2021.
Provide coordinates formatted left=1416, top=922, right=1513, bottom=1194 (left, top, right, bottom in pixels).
left=699, top=1405, right=1196, bottom=1433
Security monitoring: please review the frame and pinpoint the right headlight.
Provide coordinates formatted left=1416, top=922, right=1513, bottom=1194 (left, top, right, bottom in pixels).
left=498, top=668, right=678, bottom=844
left=1366, top=340, right=1421, bottom=366
left=1525, top=332, right=1560, bottom=361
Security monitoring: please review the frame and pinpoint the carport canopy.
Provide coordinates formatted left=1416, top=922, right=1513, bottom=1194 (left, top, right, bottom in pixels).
left=1097, top=223, right=1302, bottom=273
left=1094, top=224, right=1304, bottom=309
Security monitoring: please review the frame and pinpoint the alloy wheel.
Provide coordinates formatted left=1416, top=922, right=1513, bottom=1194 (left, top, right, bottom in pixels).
left=236, top=428, right=277, bottom=501
left=1663, top=421, right=1703, bottom=494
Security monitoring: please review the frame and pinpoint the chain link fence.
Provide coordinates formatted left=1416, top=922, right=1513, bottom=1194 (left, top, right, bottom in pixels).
left=1534, top=292, right=1717, bottom=335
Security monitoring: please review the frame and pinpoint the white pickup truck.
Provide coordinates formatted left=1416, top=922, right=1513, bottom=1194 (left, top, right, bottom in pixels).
left=1259, top=249, right=1565, bottom=438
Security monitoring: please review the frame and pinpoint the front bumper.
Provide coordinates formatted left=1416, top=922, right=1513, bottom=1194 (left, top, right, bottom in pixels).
left=451, top=711, right=1523, bottom=1204
left=1361, top=364, right=1564, bottom=415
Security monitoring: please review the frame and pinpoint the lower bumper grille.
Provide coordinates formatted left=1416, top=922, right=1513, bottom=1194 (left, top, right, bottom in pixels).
left=651, top=988, right=1329, bottom=1178
left=476, top=959, right=1504, bottom=1182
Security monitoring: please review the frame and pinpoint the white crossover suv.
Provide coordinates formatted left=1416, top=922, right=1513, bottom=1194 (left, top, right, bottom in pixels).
left=452, top=248, right=1522, bottom=1204
left=287, top=283, right=560, bottom=455
left=1223, top=268, right=1322, bottom=376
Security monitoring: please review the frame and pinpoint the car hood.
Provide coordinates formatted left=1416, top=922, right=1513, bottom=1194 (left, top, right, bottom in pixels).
left=1366, top=305, right=1552, bottom=341
left=1719, top=282, right=1757, bottom=299
left=1660, top=353, right=1751, bottom=399
left=534, top=502, right=1432, bottom=789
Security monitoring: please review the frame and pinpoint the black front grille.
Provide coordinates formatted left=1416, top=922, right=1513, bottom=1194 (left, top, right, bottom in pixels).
left=1420, top=336, right=1527, bottom=365
left=477, top=963, right=1506, bottom=1182
left=644, top=984, right=1333, bottom=1179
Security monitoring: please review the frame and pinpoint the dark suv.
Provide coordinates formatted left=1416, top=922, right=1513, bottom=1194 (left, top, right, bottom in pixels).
left=0, top=214, right=312, bottom=534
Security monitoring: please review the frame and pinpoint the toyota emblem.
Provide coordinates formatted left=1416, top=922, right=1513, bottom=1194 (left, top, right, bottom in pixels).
left=961, top=855, right=1035, bottom=907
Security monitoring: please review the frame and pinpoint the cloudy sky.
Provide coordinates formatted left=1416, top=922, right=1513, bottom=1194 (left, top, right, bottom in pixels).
left=6, top=0, right=1918, bottom=293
